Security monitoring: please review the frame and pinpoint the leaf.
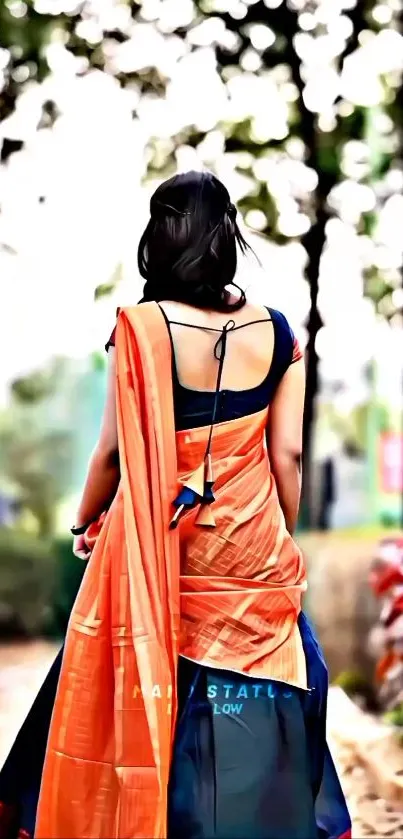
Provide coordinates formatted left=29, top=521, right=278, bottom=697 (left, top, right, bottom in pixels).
left=11, top=372, right=54, bottom=404
left=94, top=282, right=116, bottom=301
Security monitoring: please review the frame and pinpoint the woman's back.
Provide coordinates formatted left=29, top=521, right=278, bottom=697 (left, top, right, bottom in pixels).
left=159, top=298, right=275, bottom=393
left=156, top=298, right=302, bottom=431
left=106, top=298, right=301, bottom=432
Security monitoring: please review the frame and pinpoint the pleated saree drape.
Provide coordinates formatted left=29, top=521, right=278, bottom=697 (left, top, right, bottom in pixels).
left=35, top=303, right=307, bottom=839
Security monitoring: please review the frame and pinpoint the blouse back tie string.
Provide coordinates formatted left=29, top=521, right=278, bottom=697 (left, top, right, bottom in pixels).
left=168, top=316, right=270, bottom=530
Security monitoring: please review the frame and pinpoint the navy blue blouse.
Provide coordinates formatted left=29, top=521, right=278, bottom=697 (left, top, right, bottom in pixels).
left=106, top=307, right=302, bottom=431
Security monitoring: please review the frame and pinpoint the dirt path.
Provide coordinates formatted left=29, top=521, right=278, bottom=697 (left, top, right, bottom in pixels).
left=328, top=689, right=403, bottom=837
left=334, top=740, right=403, bottom=837
left=1, top=642, right=403, bottom=836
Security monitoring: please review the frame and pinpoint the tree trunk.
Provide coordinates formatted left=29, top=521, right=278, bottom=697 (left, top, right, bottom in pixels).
left=299, top=207, right=326, bottom=526
left=281, top=10, right=326, bottom=527
left=282, top=2, right=365, bottom=527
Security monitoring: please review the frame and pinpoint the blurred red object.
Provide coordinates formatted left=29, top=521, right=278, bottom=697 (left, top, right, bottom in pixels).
left=369, top=537, right=403, bottom=705
left=369, top=538, right=403, bottom=597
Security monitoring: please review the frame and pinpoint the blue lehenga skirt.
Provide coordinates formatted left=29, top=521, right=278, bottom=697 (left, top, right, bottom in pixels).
left=0, top=614, right=351, bottom=839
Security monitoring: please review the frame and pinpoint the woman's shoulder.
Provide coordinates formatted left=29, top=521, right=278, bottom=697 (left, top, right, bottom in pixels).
left=264, top=306, right=289, bottom=327
left=242, top=301, right=289, bottom=325
left=105, top=302, right=165, bottom=352
left=263, top=307, right=304, bottom=364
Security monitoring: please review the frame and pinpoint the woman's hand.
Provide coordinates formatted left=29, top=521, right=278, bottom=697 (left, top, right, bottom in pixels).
left=73, top=533, right=91, bottom=561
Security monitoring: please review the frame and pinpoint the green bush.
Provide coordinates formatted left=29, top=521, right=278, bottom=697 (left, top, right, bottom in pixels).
left=0, top=528, right=87, bottom=639
left=0, top=527, right=55, bottom=636
left=332, top=669, right=372, bottom=696
left=51, top=537, right=86, bottom=636
left=332, top=669, right=379, bottom=711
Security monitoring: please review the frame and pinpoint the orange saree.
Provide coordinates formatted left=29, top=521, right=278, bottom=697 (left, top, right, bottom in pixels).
left=35, top=303, right=308, bottom=839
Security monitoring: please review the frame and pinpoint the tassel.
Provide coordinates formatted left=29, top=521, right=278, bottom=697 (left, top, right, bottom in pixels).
left=169, top=456, right=217, bottom=530
left=184, top=461, right=206, bottom=497
left=169, top=460, right=206, bottom=529
left=203, top=453, right=215, bottom=504
left=195, top=453, right=216, bottom=528
left=206, top=453, right=214, bottom=484
left=203, top=485, right=215, bottom=504
left=169, top=504, right=185, bottom=530
left=195, top=505, right=216, bottom=527
left=173, top=486, right=201, bottom=507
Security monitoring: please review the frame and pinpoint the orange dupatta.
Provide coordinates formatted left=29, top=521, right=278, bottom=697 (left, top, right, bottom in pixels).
left=35, top=304, right=180, bottom=839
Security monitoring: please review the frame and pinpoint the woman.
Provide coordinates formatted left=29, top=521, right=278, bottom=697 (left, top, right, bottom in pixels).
left=0, top=171, right=351, bottom=839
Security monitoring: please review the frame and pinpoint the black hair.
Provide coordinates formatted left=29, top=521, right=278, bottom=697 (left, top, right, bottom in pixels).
left=138, top=171, right=252, bottom=313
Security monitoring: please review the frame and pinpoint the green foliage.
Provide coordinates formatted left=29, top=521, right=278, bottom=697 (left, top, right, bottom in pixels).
left=91, top=351, right=107, bottom=373
left=238, top=179, right=279, bottom=235
left=94, top=262, right=123, bottom=302
left=322, top=399, right=393, bottom=458
left=316, top=143, right=340, bottom=179
left=384, top=705, right=403, bottom=728
left=51, top=537, right=86, bottom=636
left=333, top=669, right=371, bottom=697
left=94, top=282, right=116, bottom=301
left=0, top=527, right=55, bottom=636
left=10, top=358, right=69, bottom=406
left=0, top=1, right=72, bottom=122
left=0, top=357, right=79, bottom=538
left=11, top=370, right=56, bottom=404
left=380, top=511, right=399, bottom=528
left=0, top=528, right=87, bottom=639
left=0, top=423, right=74, bottom=538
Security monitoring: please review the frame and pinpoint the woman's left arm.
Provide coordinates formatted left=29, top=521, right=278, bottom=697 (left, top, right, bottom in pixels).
left=73, top=348, right=120, bottom=558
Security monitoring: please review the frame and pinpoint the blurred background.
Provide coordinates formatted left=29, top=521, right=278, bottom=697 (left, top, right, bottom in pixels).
left=0, top=0, right=402, bottom=829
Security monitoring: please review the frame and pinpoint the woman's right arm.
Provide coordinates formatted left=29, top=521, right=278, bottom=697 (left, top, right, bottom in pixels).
left=267, top=358, right=305, bottom=535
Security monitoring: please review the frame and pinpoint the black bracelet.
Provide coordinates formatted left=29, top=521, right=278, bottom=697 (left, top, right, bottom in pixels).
left=71, top=521, right=93, bottom=536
